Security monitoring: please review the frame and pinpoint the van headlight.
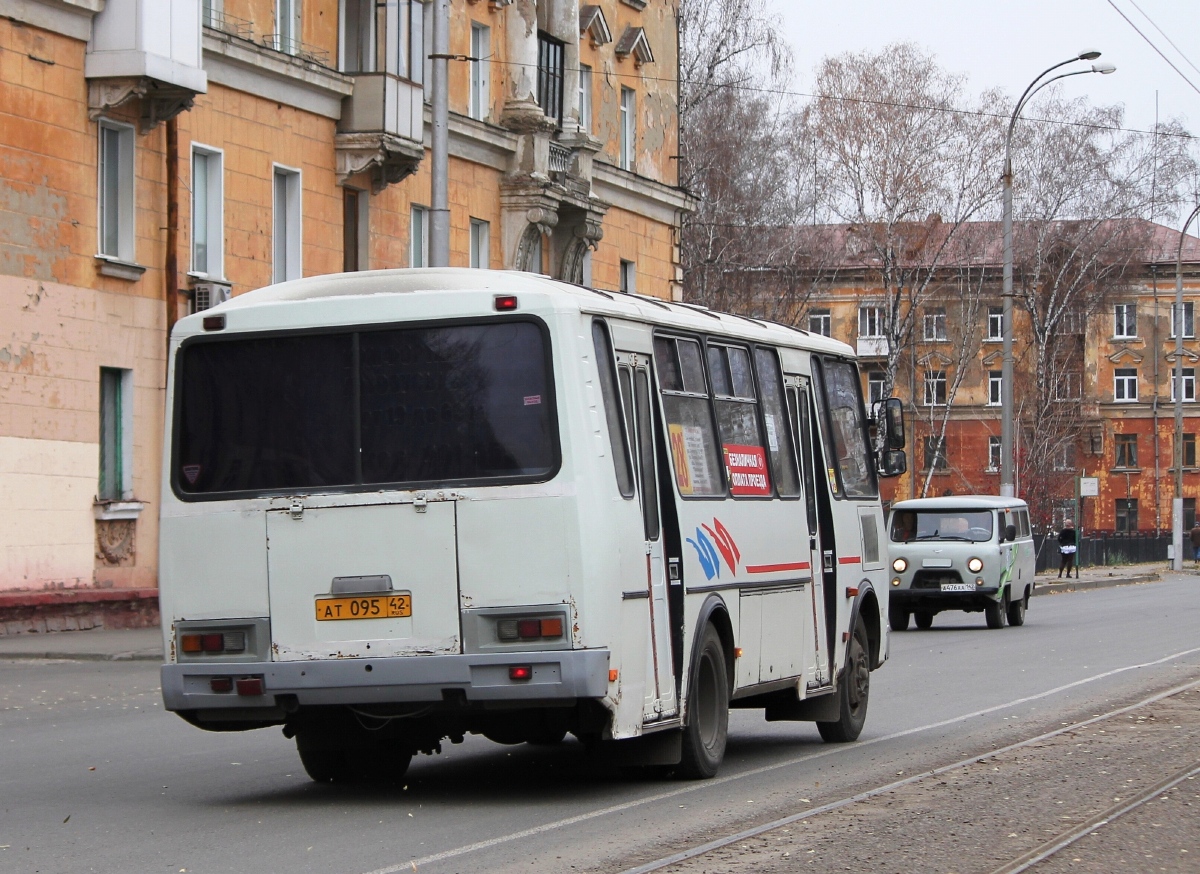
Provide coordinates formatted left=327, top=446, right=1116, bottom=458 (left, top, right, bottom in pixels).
left=892, top=557, right=907, bottom=573
left=967, top=557, right=983, bottom=573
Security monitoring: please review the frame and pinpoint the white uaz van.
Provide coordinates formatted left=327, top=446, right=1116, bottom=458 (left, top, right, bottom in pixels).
left=886, top=496, right=1035, bottom=630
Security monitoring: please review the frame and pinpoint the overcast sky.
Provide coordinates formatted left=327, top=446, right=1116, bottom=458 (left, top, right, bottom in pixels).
left=766, top=0, right=1199, bottom=142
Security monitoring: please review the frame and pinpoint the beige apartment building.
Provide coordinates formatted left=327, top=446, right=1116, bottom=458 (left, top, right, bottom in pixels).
left=0, top=0, right=691, bottom=631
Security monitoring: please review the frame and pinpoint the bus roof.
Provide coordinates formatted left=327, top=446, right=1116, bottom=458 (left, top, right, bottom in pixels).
left=180, top=268, right=855, bottom=357
left=890, top=496, right=1029, bottom=511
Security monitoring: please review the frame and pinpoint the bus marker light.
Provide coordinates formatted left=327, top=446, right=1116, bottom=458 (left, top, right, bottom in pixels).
left=608, top=669, right=619, bottom=682
left=733, top=647, right=743, bottom=659
left=235, top=677, right=264, bottom=696
left=494, top=295, right=518, bottom=311
left=846, top=587, right=859, bottom=597
left=540, top=618, right=563, bottom=638
left=842, top=631, right=850, bottom=642
left=976, top=578, right=985, bottom=586
left=517, top=619, right=541, bottom=639
left=202, top=314, right=225, bottom=331
left=509, top=666, right=533, bottom=681
left=210, top=677, right=233, bottom=694
left=891, top=578, right=900, bottom=586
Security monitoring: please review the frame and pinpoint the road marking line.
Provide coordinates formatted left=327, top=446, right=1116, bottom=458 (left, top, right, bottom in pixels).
left=359, top=645, right=1200, bottom=874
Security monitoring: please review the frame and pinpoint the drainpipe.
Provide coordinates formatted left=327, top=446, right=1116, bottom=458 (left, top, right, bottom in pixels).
left=165, top=116, right=179, bottom=364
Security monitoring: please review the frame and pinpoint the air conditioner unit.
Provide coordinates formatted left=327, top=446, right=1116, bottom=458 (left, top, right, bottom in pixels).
left=193, top=281, right=232, bottom=312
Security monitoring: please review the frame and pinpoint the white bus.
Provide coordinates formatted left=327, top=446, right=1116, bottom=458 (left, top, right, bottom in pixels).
left=158, top=269, right=906, bottom=781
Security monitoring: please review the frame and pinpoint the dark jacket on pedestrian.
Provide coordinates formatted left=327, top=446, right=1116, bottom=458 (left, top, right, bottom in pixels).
left=1057, top=527, right=1077, bottom=548
left=1190, top=525, right=1200, bottom=550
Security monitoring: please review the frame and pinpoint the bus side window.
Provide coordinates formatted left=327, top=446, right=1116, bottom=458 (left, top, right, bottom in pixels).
left=755, top=348, right=799, bottom=497
left=653, top=336, right=724, bottom=496
left=591, top=321, right=634, bottom=498
left=707, top=342, right=771, bottom=498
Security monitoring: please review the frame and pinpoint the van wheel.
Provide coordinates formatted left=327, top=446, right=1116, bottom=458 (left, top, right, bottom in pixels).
left=914, top=611, right=934, bottom=630
left=817, top=617, right=870, bottom=743
left=985, top=591, right=1007, bottom=629
left=1006, top=591, right=1027, bottom=627
left=889, top=610, right=910, bottom=632
left=297, top=745, right=350, bottom=783
left=677, top=624, right=729, bottom=779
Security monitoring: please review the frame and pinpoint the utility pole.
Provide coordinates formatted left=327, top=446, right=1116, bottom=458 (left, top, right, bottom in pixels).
left=1172, top=203, right=1200, bottom=571
left=429, top=0, right=451, bottom=267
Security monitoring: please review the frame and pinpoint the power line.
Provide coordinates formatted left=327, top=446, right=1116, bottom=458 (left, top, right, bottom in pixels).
left=1124, top=0, right=1200, bottom=80
left=1105, top=0, right=1200, bottom=99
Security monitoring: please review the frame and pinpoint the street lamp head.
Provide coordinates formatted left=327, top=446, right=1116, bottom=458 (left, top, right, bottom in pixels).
left=1077, top=49, right=1102, bottom=61
left=1092, top=63, right=1117, bottom=74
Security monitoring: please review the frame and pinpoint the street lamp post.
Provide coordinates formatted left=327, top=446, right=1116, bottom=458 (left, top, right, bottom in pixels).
left=1000, top=52, right=1116, bottom=499
left=1171, top=203, right=1200, bottom=571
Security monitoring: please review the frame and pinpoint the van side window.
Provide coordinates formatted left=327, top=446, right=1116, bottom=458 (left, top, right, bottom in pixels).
left=591, top=320, right=634, bottom=499
left=653, top=336, right=724, bottom=496
left=754, top=348, right=800, bottom=497
left=1018, top=510, right=1030, bottom=537
left=707, top=342, right=771, bottom=497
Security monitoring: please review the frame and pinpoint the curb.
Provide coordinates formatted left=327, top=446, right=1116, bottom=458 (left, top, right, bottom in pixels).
left=1033, top=572, right=1160, bottom=596
left=0, top=650, right=162, bottom=662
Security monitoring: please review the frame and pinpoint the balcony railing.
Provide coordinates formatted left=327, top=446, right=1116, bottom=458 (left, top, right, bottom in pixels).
left=262, top=34, right=331, bottom=66
left=203, top=9, right=253, bottom=39
left=549, top=142, right=572, bottom=175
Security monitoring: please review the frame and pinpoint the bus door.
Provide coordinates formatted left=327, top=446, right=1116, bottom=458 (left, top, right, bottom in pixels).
left=617, top=352, right=678, bottom=722
left=787, top=377, right=832, bottom=688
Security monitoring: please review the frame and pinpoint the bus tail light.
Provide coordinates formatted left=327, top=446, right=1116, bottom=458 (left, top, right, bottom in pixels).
left=494, top=295, right=518, bottom=311
left=235, top=677, right=264, bottom=696
left=179, top=631, right=247, bottom=655
left=497, top=616, right=565, bottom=642
left=509, top=666, right=533, bottom=681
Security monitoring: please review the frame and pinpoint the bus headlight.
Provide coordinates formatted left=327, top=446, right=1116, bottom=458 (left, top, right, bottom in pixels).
left=967, top=557, right=983, bottom=573
left=892, top=557, right=907, bottom=573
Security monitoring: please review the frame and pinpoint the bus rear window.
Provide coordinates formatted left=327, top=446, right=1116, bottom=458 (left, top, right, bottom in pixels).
left=174, top=321, right=556, bottom=496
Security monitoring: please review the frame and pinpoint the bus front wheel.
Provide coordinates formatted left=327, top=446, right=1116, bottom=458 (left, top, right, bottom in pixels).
left=677, top=624, right=729, bottom=779
left=817, top=617, right=870, bottom=743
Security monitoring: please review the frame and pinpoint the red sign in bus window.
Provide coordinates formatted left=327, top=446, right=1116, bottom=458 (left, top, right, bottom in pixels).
left=724, top=444, right=771, bottom=496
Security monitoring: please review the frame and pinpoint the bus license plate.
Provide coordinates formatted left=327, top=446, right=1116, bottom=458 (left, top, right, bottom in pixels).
left=315, top=594, right=412, bottom=621
left=940, top=583, right=973, bottom=592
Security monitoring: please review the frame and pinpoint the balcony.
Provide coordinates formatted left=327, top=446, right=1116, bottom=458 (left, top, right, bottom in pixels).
left=857, top=336, right=889, bottom=358
left=336, top=74, right=425, bottom=190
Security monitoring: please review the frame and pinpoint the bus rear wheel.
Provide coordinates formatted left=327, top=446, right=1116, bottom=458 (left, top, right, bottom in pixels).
left=817, top=617, right=870, bottom=743
left=677, top=624, right=729, bottom=779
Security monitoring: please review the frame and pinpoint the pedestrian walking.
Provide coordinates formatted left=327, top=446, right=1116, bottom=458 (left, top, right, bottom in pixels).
left=1189, top=521, right=1200, bottom=566
left=1058, top=519, right=1078, bottom=579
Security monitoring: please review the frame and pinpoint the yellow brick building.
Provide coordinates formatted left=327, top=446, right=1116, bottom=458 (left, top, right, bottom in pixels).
left=0, top=0, right=691, bottom=629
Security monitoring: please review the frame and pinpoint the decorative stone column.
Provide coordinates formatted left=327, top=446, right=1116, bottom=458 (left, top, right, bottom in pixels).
left=501, top=0, right=547, bottom=131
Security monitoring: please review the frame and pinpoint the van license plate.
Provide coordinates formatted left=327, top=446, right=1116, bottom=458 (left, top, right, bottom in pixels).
left=315, top=594, right=412, bottom=621
left=940, top=583, right=973, bottom=592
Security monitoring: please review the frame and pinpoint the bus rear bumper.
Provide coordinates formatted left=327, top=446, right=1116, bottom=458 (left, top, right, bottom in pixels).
left=161, top=648, right=611, bottom=713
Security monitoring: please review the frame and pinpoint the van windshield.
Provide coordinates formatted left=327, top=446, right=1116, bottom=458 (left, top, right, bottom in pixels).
left=890, top=510, right=994, bottom=543
left=173, top=320, right=557, bottom=496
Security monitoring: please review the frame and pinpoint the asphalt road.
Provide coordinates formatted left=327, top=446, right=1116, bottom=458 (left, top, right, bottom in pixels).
left=2, top=575, right=1199, bottom=874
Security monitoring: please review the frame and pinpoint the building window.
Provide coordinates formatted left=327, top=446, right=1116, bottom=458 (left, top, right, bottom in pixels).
left=469, top=218, right=489, bottom=269
left=619, top=259, right=636, bottom=294
left=867, top=370, right=885, bottom=406
left=343, top=188, right=367, bottom=272
left=1113, top=303, right=1137, bottom=338
left=1060, top=310, right=1086, bottom=334
left=410, top=205, right=429, bottom=268
left=98, top=120, right=135, bottom=262
left=858, top=305, right=884, bottom=338
left=923, top=307, right=947, bottom=341
left=1185, top=433, right=1197, bottom=468
left=275, top=0, right=300, bottom=55
left=1171, top=301, right=1195, bottom=339
left=469, top=23, right=490, bottom=121
left=1052, top=443, right=1075, bottom=471
left=619, top=86, right=636, bottom=170
left=578, top=63, right=592, bottom=132
left=988, top=436, right=1001, bottom=472
left=1115, top=498, right=1138, bottom=533
left=1114, top=433, right=1138, bottom=469
left=1170, top=367, right=1196, bottom=403
left=987, top=305, right=1003, bottom=340
left=924, top=370, right=947, bottom=406
left=202, top=0, right=222, bottom=29
left=923, top=436, right=948, bottom=471
left=988, top=370, right=1002, bottom=406
left=1185, top=497, right=1197, bottom=530
left=191, top=146, right=223, bottom=278
left=342, top=0, right=372, bottom=72
left=98, top=367, right=132, bottom=502
left=272, top=166, right=301, bottom=283
left=1054, top=371, right=1083, bottom=401
left=808, top=309, right=830, bottom=337
left=537, top=31, right=564, bottom=128
left=1114, top=368, right=1138, bottom=402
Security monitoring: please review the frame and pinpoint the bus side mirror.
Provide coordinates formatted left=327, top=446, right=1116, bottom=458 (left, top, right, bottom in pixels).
left=878, top=449, right=907, bottom=478
left=1005, top=524, right=1017, bottom=542
left=879, top=398, right=905, bottom=450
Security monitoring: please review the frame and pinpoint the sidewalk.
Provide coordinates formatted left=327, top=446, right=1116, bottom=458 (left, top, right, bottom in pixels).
left=1033, top=558, right=1168, bottom=596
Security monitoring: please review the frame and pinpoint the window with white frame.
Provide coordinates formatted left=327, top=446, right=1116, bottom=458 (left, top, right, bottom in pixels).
left=1170, top=366, right=1196, bottom=402
left=1054, top=371, right=1083, bottom=401
left=191, top=146, right=223, bottom=278
left=272, top=166, right=302, bottom=283
left=619, top=87, right=636, bottom=170
left=924, top=370, right=947, bottom=406
left=1052, top=443, right=1075, bottom=471
left=98, top=367, right=133, bottom=502
left=619, top=259, right=636, bottom=293
left=275, top=0, right=300, bottom=55
left=923, top=307, right=947, bottom=341
left=410, top=205, right=429, bottom=268
left=988, top=436, right=1001, bottom=471
left=1113, top=367, right=1138, bottom=402
left=808, top=309, right=830, bottom=337
left=469, top=218, right=489, bottom=269
left=342, top=0, right=372, bottom=72
left=867, top=370, right=885, bottom=406
left=922, top=436, right=948, bottom=471
left=858, top=305, right=884, bottom=338
left=98, top=120, right=135, bottom=262
left=578, top=63, right=592, bottom=132
left=987, top=305, right=1003, bottom=340
left=201, top=0, right=222, bottom=28
left=1171, top=301, right=1195, bottom=339
left=1113, top=302, right=1137, bottom=338
left=469, top=23, right=490, bottom=121
left=988, top=370, right=1002, bottom=406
